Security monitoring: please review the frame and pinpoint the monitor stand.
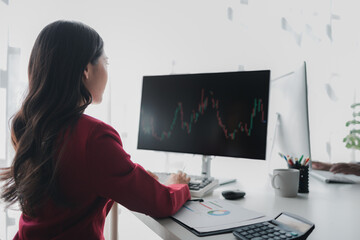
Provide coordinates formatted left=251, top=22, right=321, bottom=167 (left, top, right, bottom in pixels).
left=201, top=155, right=212, bottom=178
left=201, top=155, right=236, bottom=185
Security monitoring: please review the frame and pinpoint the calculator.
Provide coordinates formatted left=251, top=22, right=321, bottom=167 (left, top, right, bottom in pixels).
left=233, top=212, right=315, bottom=240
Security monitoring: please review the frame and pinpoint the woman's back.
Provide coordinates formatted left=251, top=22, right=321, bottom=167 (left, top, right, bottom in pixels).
left=15, top=114, right=190, bottom=239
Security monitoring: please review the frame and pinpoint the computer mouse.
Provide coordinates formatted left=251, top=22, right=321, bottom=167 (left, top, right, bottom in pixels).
left=222, top=190, right=246, bottom=200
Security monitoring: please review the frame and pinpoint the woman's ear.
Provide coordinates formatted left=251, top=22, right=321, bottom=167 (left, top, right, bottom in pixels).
left=83, top=63, right=91, bottom=81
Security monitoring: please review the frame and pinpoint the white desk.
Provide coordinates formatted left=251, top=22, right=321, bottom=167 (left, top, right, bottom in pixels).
left=132, top=174, right=360, bottom=240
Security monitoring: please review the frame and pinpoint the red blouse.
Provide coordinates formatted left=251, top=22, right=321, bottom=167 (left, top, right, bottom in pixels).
left=14, top=114, right=190, bottom=240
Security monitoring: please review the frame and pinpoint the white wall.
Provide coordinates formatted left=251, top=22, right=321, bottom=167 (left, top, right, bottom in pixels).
left=108, top=0, right=360, bottom=172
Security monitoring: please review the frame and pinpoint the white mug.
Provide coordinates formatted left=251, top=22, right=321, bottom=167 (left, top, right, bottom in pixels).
left=271, top=169, right=299, bottom=197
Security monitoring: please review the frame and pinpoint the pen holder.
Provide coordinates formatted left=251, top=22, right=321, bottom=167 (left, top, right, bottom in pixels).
left=288, top=164, right=309, bottom=193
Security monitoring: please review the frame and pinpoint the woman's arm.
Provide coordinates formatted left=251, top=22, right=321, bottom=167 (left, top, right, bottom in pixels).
left=86, top=122, right=191, bottom=218
left=312, top=161, right=360, bottom=176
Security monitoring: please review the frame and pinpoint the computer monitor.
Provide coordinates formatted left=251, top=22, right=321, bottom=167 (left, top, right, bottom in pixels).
left=266, top=62, right=311, bottom=170
left=137, top=70, right=271, bottom=176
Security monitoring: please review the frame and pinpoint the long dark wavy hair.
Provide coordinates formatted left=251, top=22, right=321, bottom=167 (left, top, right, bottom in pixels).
left=0, top=20, right=104, bottom=217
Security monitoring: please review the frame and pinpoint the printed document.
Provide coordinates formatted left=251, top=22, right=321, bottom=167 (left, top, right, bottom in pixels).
left=172, top=199, right=269, bottom=233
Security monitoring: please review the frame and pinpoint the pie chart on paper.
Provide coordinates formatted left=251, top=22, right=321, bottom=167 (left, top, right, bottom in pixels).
left=207, top=210, right=230, bottom=216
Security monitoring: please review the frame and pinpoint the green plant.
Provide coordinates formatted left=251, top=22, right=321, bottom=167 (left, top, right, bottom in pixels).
left=343, top=103, right=360, bottom=150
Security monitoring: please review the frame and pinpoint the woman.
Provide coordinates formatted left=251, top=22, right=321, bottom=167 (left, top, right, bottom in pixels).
left=0, top=20, right=191, bottom=239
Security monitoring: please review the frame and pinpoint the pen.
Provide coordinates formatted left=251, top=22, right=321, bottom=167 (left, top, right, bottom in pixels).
left=288, top=158, right=294, bottom=166
left=279, top=152, right=288, bottom=164
left=188, top=198, right=204, bottom=202
left=298, top=155, right=304, bottom=164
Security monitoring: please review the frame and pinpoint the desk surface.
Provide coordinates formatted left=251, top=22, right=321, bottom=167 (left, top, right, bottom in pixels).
left=133, top=173, right=360, bottom=240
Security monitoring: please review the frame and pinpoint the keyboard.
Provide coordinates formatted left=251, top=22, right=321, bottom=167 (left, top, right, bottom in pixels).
left=154, top=172, right=219, bottom=198
left=310, top=170, right=355, bottom=184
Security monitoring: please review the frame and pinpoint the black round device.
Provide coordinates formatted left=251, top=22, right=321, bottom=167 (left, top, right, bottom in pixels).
left=222, top=190, right=246, bottom=200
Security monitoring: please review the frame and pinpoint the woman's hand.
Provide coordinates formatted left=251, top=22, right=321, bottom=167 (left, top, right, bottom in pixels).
left=311, top=161, right=332, bottom=171
left=165, top=171, right=191, bottom=185
left=330, top=163, right=360, bottom=176
left=312, top=161, right=360, bottom=176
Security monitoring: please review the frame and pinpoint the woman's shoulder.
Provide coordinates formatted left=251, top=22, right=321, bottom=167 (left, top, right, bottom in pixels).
left=80, top=114, right=105, bottom=124
left=79, top=114, right=116, bottom=133
left=79, top=114, right=122, bottom=145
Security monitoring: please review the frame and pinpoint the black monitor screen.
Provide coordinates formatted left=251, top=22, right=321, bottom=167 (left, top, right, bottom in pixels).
left=137, top=70, right=270, bottom=159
